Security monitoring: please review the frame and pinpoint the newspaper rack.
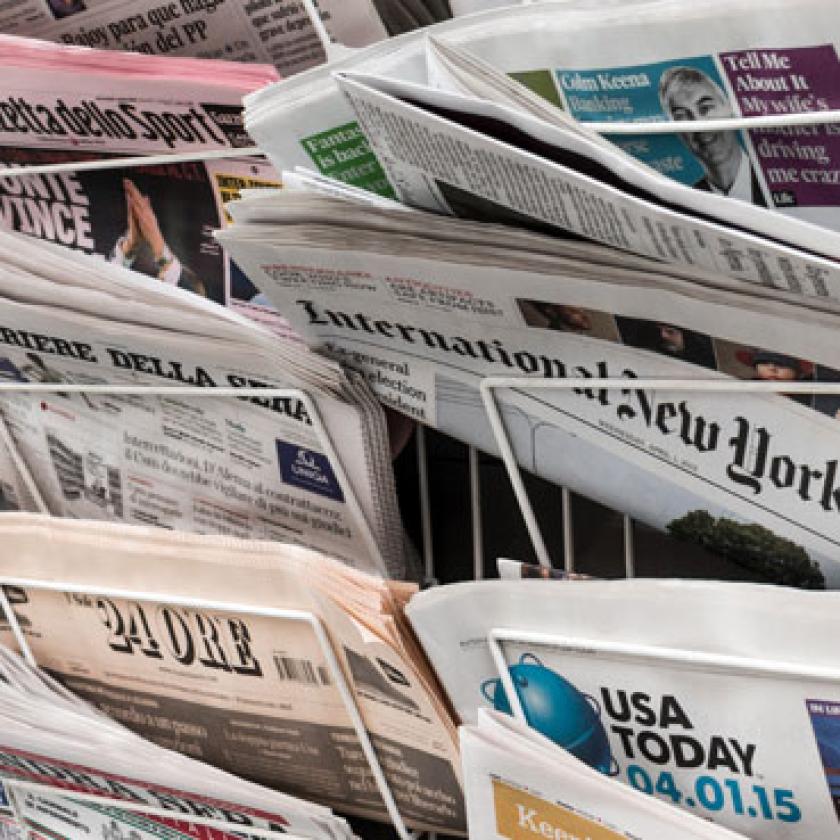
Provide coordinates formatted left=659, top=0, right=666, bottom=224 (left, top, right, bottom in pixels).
left=0, top=383, right=418, bottom=840
left=479, top=373, right=840, bottom=733
left=5, top=374, right=840, bottom=839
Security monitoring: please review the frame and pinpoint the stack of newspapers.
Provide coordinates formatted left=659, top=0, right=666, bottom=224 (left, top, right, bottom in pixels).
left=0, top=644, right=360, bottom=840
left=219, top=0, right=840, bottom=587
left=0, top=228, right=410, bottom=578
left=407, top=576, right=840, bottom=839
left=0, top=513, right=464, bottom=835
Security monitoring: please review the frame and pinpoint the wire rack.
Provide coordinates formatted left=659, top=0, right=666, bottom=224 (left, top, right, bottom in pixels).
left=0, top=376, right=713, bottom=840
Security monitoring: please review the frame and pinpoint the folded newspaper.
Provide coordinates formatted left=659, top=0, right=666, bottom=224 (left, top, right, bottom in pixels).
left=0, top=228, right=410, bottom=578
left=0, top=0, right=453, bottom=75
left=0, top=513, right=465, bottom=834
left=0, top=644, right=359, bottom=840
left=219, top=14, right=840, bottom=584
left=407, top=577, right=840, bottom=839
left=462, top=709, right=748, bottom=840
left=244, top=0, right=840, bottom=222
left=0, top=36, right=304, bottom=338
left=218, top=171, right=840, bottom=586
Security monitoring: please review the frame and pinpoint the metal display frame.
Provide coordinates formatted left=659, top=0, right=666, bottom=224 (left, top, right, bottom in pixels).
left=477, top=374, right=840, bottom=730
left=0, top=52, right=838, bottom=831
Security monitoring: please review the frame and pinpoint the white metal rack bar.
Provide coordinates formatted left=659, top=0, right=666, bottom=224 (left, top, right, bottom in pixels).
left=468, top=447, right=483, bottom=581
left=0, top=576, right=415, bottom=840
left=416, top=425, right=436, bottom=586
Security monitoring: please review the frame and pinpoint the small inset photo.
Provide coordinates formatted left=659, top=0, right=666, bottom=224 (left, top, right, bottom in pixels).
left=716, top=340, right=815, bottom=409
left=46, top=0, right=86, bottom=19
left=517, top=299, right=620, bottom=342
left=616, top=317, right=717, bottom=370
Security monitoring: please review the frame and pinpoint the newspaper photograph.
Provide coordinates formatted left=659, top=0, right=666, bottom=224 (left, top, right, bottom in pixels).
left=407, top=578, right=840, bottom=840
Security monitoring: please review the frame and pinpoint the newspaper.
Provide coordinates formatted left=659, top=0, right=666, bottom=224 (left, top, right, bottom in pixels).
left=449, top=0, right=512, bottom=15
left=0, top=228, right=409, bottom=577
left=0, top=645, right=358, bottom=840
left=218, top=187, right=840, bottom=587
left=407, top=577, right=840, bottom=839
left=243, top=0, right=840, bottom=203
left=336, top=71, right=840, bottom=304
left=0, top=514, right=465, bottom=834
left=0, top=415, right=44, bottom=515
left=0, top=0, right=456, bottom=74
left=0, top=0, right=386, bottom=76
left=462, top=709, right=749, bottom=840
left=0, top=45, right=303, bottom=339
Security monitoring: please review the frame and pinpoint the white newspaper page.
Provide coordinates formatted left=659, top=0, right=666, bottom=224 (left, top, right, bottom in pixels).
left=462, top=709, right=748, bottom=840
left=2, top=770, right=341, bottom=840
left=0, top=649, right=357, bottom=840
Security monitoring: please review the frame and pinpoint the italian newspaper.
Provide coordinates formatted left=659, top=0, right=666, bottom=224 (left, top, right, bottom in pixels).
left=0, top=52, right=296, bottom=337
left=0, top=229, right=406, bottom=576
left=0, top=647, right=358, bottom=840
left=0, top=514, right=466, bottom=834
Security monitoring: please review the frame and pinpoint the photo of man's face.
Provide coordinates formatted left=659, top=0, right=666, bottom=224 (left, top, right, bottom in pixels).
left=657, top=324, right=685, bottom=354
left=664, top=76, right=740, bottom=173
left=755, top=361, right=799, bottom=382
left=653, top=64, right=770, bottom=205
